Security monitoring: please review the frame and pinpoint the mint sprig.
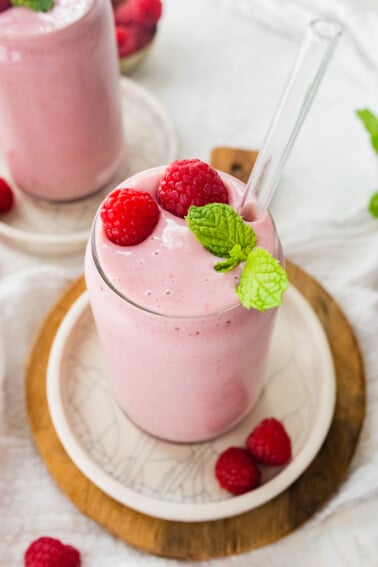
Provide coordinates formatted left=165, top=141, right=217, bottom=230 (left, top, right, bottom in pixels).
left=356, top=108, right=378, bottom=155
left=236, top=248, right=288, bottom=311
left=12, top=0, right=54, bottom=12
left=355, top=108, right=378, bottom=219
left=186, top=203, right=288, bottom=311
left=368, top=191, right=378, bottom=218
left=186, top=203, right=256, bottom=259
left=215, top=244, right=244, bottom=273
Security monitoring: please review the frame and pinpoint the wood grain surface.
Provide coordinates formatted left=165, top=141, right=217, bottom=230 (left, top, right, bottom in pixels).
left=211, top=147, right=258, bottom=183
left=25, top=149, right=366, bottom=560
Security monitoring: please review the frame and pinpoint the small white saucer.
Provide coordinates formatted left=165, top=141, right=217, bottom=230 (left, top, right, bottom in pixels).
left=0, top=77, right=177, bottom=255
left=46, top=285, right=336, bottom=522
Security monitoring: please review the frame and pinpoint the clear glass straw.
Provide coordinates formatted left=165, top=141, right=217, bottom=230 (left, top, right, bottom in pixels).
left=240, top=20, right=343, bottom=218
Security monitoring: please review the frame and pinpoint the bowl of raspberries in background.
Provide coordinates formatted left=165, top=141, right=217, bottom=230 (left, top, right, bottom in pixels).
left=112, top=0, right=163, bottom=74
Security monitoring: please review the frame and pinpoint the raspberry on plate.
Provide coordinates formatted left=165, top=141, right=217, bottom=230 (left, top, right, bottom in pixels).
left=215, top=447, right=261, bottom=495
left=24, top=536, right=81, bottom=567
left=158, top=159, right=229, bottom=218
left=0, top=177, right=14, bottom=214
left=114, top=0, right=162, bottom=28
left=100, top=188, right=160, bottom=246
left=247, top=417, right=292, bottom=466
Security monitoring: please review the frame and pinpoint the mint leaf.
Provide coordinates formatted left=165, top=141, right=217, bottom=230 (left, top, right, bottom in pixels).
left=236, top=247, right=288, bottom=311
left=186, top=203, right=288, bottom=311
left=215, top=244, right=245, bottom=273
left=12, top=0, right=54, bottom=12
left=368, top=191, right=378, bottom=218
left=356, top=108, right=378, bottom=154
left=186, top=203, right=256, bottom=259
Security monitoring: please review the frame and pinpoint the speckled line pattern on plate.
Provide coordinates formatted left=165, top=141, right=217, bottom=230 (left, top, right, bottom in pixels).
left=47, top=284, right=336, bottom=522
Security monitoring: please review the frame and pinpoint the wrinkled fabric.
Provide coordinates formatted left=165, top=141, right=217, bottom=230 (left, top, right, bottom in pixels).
left=1, top=0, right=378, bottom=565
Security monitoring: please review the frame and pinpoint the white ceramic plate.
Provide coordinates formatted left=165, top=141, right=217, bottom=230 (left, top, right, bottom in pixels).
left=0, top=77, right=177, bottom=255
left=47, top=285, right=336, bottom=522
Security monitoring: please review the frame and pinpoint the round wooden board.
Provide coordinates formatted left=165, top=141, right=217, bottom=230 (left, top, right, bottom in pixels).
left=25, top=262, right=365, bottom=560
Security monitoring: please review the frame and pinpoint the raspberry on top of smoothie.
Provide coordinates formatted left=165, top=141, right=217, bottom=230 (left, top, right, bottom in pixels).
left=101, top=188, right=160, bottom=246
left=158, top=158, right=229, bottom=217
left=0, top=1, right=11, bottom=14
left=97, top=159, right=288, bottom=315
left=100, top=158, right=229, bottom=244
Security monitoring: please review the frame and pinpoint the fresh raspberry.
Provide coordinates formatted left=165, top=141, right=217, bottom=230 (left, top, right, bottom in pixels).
left=0, top=177, right=14, bottom=214
left=0, top=0, right=11, bottom=13
left=100, top=188, right=160, bottom=246
left=24, top=537, right=81, bottom=567
left=116, top=24, right=139, bottom=56
left=158, top=159, right=229, bottom=218
left=215, top=447, right=261, bottom=495
left=116, top=23, right=155, bottom=57
left=247, top=418, right=292, bottom=466
left=114, top=0, right=162, bottom=28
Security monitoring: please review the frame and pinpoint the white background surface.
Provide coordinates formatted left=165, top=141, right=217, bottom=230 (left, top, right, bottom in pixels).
left=0, top=0, right=377, bottom=565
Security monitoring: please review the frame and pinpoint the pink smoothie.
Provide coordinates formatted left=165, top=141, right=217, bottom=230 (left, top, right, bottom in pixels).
left=0, top=0, right=124, bottom=201
left=85, top=167, right=284, bottom=442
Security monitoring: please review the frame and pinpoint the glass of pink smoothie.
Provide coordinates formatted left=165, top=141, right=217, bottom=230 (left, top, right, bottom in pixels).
left=85, top=165, right=284, bottom=443
left=0, top=0, right=124, bottom=201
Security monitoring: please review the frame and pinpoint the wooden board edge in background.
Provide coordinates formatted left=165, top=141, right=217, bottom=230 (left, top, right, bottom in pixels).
left=211, top=147, right=258, bottom=183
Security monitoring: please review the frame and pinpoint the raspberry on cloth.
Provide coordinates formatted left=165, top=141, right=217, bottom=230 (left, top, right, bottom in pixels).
left=24, top=537, right=81, bottom=567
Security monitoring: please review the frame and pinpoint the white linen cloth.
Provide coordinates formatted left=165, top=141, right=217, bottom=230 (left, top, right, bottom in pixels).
left=1, top=0, right=378, bottom=564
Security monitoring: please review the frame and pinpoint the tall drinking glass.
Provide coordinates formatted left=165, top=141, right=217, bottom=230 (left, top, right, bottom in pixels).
left=85, top=167, right=283, bottom=443
left=84, top=19, right=342, bottom=443
left=0, top=0, right=124, bottom=202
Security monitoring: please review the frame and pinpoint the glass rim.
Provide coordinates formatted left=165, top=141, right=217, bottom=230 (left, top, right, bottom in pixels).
left=89, top=167, right=281, bottom=320
left=310, top=19, right=343, bottom=41
left=90, top=211, right=248, bottom=320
